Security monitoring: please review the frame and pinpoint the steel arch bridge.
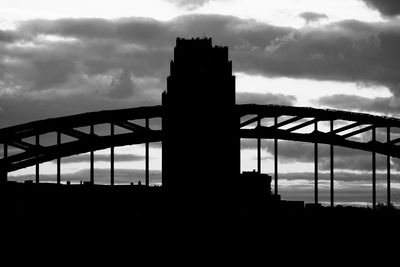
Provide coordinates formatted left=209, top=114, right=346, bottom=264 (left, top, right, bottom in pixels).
left=1, top=104, right=399, bottom=208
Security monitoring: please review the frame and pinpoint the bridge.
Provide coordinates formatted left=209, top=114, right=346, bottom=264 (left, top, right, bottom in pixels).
left=1, top=103, right=399, bottom=209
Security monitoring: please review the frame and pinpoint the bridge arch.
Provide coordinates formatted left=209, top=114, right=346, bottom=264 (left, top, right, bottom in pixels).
left=239, top=104, right=400, bottom=208
left=0, top=105, right=162, bottom=185
left=1, top=104, right=399, bottom=207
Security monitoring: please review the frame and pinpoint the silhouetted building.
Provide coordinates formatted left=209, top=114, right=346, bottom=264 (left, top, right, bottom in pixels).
left=162, top=37, right=240, bottom=197
left=240, top=170, right=272, bottom=195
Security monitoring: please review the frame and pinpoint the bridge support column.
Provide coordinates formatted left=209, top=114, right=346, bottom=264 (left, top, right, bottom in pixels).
left=36, top=135, right=40, bottom=184
left=257, top=117, right=261, bottom=173
left=111, top=123, right=114, bottom=186
left=314, top=121, right=318, bottom=205
left=372, top=127, right=376, bottom=209
left=145, top=118, right=149, bottom=187
left=57, top=132, right=61, bottom=185
left=274, top=116, right=278, bottom=195
left=90, top=124, right=94, bottom=185
left=239, top=138, right=241, bottom=174
left=0, top=169, right=6, bottom=183
left=1, top=144, right=7, bottom=183
left=330, top=120, right=334, bottom=207
left=387, top=127, right=391, bottom=207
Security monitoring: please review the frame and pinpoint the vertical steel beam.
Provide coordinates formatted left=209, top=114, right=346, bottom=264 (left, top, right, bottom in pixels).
left=145, top=118, right=150, bottom=187
left=2, top=143, right=8, bottom=183
left=330, top=120, right=334, bottom=207
left=36, top=135, right=40, bottom=184
left=90, top=124, right=94, bottom=185
left=257, top=117, right=261, bottom=173
left=239, top=138, right=241, bottom=174
left=110, top=123, right=114, bottom=186
left=387, top=127, right=391, bottom=207
left=372, top=127, right=376, bottom=209
left=314, top=121, right=318, bottom=204
left=274, top=116, right=278, bottom=195
left=57, top=131, right=61, bottom=185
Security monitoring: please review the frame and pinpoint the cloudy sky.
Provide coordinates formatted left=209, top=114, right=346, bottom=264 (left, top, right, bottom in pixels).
left=1, top=0, right=400, bottom=206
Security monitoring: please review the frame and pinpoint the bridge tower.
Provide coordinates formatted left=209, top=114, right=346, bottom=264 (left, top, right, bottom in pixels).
left=162, top=37, right=240, bottom=198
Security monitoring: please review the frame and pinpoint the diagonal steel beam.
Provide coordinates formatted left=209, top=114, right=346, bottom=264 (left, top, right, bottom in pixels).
left=9, top=140, right=38, bottom=151
left=387, top=137, right=400, bottom=145
left=285, top=118, right=318, bottom=132
left=340, top=125, right=375, bottom=139
left=331, top=122, right=361, bottom=134
left=272, top=116, right=303, bottom=129
left=114, top=121, right=146, bottom=132
left=60, top=128, right=92, bottom=139
left=240, top=115, right=261, bottom=128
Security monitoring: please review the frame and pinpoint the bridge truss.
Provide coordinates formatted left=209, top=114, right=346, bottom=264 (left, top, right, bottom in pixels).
left=1, top=104, right=400, bottom=208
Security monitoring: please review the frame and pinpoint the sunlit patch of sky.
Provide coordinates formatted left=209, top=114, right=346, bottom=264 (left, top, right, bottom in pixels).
left=36, top=34, right=80, bottom=43
left=196, top=0, right=383, bottom=28
left=235, top=72, right=393, bottom=107
left=0, top=0, right=384, bottom=30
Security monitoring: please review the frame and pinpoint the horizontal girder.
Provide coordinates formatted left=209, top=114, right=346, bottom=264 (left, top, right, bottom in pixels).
left=237, top=104, right=400, bottom=127
left=241, top=127, right=400, bottom=158
left=1, top=104, right=400, bottom=173
left=3, top=130, right=162, bottom=172
left=0, top=105, right=162, bottom=142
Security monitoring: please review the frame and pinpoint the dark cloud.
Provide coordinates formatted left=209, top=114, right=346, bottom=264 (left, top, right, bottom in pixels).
left=107, top=69, right=135, bottom=99
left=269, top=141, right=315, bottom=163
left=2, top=14, right=400, bottom=126
left=5, top=17, right=174, bottom=94
left=236, top=92, right=296, bottom=105
left=175, top=16, right=400, bottom=98
left=299, top=12, right=328, bottom=25
left=241, top=139, right=257, bottom=150
left=6, top=15, right=400, bottom=95
left=277, top=172, right=400, bottom=205
left=0, top=30, right=16, bottom=43
left=31, top=57, right=77, bottom=91
left=247, top=20, right=400, bottom=97
left=10, top=14, right=290, bottom=78
left=243, top=140, right=397, bottom=172
left=0, top=90, right=159, bottom=127
left=18, top=17, right=174, bottom=45
left=62, top=153, right=145, bottom=164
left=361, top=0, right=400, bottom=16
left=277, top=171, right=393, bottom=183
left=319, top=148, right=391, bottom=172
left=316, top=94, right=400, bottom=116
left=150, top=142, right=162, bottom=149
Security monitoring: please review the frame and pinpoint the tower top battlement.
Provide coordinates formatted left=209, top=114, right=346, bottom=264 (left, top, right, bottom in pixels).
left=176, top=37, right=212, bottom=48
left=175, top=37, right=228, bottom=54
left=170, top=37, right=230, bottom=81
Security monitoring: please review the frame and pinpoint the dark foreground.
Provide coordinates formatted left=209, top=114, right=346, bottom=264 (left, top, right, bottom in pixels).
left=2, top=182, right=400, bottom=259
